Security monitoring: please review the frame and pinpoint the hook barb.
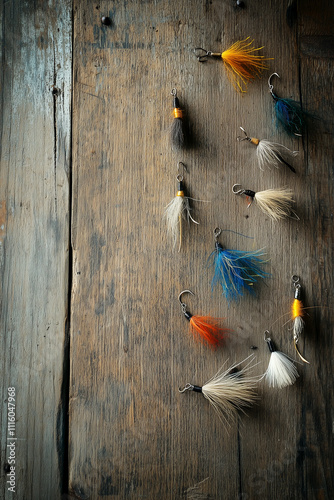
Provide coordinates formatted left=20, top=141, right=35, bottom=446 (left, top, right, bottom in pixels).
left=177, top=161, right=187, bottom=174
left=294, top=339, right=310, bottom=364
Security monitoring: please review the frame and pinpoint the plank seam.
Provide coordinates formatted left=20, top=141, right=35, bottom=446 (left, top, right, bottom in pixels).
left=56, top=2, right=74, bottom=495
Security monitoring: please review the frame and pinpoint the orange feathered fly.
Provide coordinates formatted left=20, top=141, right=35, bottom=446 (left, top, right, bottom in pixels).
left=195, top=37, right=271, bottom=92
left=178, top=290, right=229, bottom=348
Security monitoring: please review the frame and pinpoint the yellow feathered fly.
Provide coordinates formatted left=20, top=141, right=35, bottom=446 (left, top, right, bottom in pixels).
left=195, top=37, right=271, bottom=92
left=291, top=275, right=310, bottom=364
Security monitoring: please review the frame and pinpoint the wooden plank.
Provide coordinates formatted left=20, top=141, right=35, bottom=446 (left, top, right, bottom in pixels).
left=239, top=1, right=334, bottom=499
left=296, top=1, right=334, bottom=497
left=0, top=1, right=71, bottom=498
left=70, top=1, right=334, bottom=498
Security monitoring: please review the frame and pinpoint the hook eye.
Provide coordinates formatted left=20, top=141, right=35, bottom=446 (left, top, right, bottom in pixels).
left=177, top=162, right=187, bottom=182
left=171, top=88, right=177, bottom=96
left=237, top=126, right=251, bottom=142
left=213, top=227, right=222, bottom=240
left=264, top=330, right=270, bottom=341
left=268, top=72, right=280, bottom=95
left=292, top=275, right=300, bottom=284
left=232, top=184, right=245, bottom=195
left=178, top=383, right=193, bottom=393
left=194, top=47, right=210, bottom=62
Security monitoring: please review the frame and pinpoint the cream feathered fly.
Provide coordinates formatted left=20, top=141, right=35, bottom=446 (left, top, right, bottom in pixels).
left=164, top=162, right=205, bottom=251
left=179, top=356, right=259, bottom=426
left=237, top=126, right=298, bottom=173
left=232, top=184, right=298, bottom=221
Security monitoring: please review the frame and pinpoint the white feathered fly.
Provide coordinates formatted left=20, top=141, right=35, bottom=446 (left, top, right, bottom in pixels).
left=163, top=162, right=202, bottom=252
left=179, top=356, right=259, bottom=427
left=263, top=331, right=299, bottom=389
left=232, top=184, right=298, bottom=221
left=237, top=126, right=298, bottom=173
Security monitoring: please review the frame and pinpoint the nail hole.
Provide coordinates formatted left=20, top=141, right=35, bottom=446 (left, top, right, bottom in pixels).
left=101, top=16, right=112, bottom=26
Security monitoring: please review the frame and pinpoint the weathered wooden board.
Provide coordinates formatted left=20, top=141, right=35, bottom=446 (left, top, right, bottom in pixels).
left=0, top=1, right=71, bottom=498
left=69, top=0, right=334, bottom=498
left=1, top=0, right=332, bottom=498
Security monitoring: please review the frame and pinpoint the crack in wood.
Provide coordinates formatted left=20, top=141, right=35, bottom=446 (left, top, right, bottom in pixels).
left=53, top=43, right=58, bottom=218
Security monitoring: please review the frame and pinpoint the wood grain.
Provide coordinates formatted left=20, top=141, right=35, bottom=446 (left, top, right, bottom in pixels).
left=1, top=0, right=333, bottom=499
left=69, top=1, right=333, bottom=500
left=69, top=0, right=334, bottom=498
left=0, top=1, right=71, bottom=498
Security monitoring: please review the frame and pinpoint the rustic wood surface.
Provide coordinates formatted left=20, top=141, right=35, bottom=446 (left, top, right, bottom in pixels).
left=0, top=0, right=72, bottom=498
left=1, top=0, right=333, bottom=499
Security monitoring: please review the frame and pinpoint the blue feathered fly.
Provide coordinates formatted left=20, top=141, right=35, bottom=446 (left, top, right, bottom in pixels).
left=268, top=73, right=306, bottom=137
left=209, top=228, right=269, bottom=303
